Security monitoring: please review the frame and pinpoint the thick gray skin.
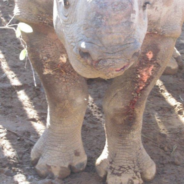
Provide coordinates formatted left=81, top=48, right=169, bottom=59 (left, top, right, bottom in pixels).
left=14, top=0, right=184, bottom=183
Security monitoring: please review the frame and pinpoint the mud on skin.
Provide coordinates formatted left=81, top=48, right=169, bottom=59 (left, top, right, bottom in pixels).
left=12, top=0, right=184, bottom=184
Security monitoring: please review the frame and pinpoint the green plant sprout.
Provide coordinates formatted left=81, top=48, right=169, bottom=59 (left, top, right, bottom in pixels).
left=0, top=17, right=37, bottom=86
left=16, top=22, right=33, bottom=60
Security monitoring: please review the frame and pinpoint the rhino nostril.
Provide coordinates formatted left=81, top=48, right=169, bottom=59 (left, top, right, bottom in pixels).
left=78, top=42, right=94, bottom=65
left=79, top=49, right=91, bottom=60
left=79, top=49, right=93, bottom=65
left=78, top=41, right=101, bottom=66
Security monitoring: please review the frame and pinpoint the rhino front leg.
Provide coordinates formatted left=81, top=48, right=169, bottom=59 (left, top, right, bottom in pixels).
left=21, top=25, right=88, bottom=178
left=96, top=34, right=177, bottom=184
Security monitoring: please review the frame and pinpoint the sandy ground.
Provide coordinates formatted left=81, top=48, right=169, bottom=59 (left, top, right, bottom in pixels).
left=0, top=1, right=184, bottom=184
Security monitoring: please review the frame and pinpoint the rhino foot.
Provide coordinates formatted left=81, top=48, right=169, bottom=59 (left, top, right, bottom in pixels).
left=95, top=145, right=156, bottom=184
left=31, top=129, right=87, bottom=179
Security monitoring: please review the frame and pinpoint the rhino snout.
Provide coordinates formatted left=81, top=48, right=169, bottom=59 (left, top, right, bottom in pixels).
left=76, top=40, right=140, bottom=69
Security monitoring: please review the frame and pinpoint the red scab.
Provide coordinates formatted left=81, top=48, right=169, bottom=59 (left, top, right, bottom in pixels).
left=135, top=65, right=154, bottom=93
left=129, top=96, right=139, bottom=110
left=146, top=51, right=153, bottom=61
left=139, top=65, right=154, bottom=83
left=127, top=64, right=155, bottom=115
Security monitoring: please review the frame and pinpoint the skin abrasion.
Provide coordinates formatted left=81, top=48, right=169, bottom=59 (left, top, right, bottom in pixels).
left=128, top=44, right=160, bottom=116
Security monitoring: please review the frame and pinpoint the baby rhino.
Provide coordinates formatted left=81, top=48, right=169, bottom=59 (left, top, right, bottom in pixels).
left=14, top=0, right=184, bottom=183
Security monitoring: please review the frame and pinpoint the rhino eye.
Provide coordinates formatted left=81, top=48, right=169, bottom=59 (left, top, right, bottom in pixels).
left=143, top=1, right=151, bottom=10
left=63, top=0, right=70, bottom=8
left=58, top=0, right=70, bottom=8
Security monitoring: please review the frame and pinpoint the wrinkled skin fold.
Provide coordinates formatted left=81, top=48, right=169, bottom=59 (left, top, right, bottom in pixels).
left=14, top=0, right=184, bottom=183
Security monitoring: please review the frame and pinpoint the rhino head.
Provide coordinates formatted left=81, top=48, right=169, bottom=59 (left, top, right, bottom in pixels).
left=54, top=0, right=150, bottom=79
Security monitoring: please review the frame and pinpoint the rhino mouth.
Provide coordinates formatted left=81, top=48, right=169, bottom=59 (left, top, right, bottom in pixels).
left=77, top=56, right=134, bottom=78
left=115, top=63, right=130, bottom=72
